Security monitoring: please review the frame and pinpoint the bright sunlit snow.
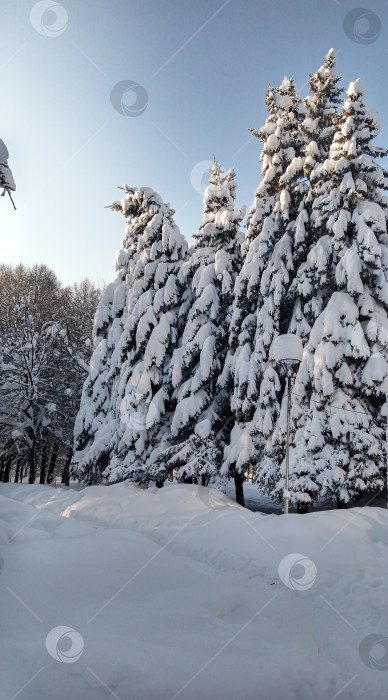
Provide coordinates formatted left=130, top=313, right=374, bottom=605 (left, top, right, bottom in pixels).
left=0, top=482, right=387, bottom=700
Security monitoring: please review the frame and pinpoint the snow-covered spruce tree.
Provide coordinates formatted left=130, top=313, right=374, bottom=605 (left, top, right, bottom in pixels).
left=221, top=78, right=306, bottom=502
left=253, top=51, right=344, bottom=502
left=272, top=78, right=388, bottom=510
left=71, top=196, right=140, bottom=483
left=301, top=49, right=342, bottom=170
left=292, top=48, right=343, bottom=273
left=150, top=162, right=245, bottom=485
left=102, top=187, right=189, bottom=484
left=267, top=50, right=344, bottom=349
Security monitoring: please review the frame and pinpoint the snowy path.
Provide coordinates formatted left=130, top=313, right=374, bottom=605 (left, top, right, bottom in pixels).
left=0, top=483, right=388, bottom=700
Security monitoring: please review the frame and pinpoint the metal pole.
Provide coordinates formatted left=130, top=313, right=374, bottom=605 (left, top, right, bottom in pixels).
left=7, top=188, right=16, bottom=210
left=284, top=373, right=292, bottom=515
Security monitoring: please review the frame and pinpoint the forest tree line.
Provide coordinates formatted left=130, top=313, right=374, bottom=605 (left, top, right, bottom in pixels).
left=0, top=263, right=101, bottom=484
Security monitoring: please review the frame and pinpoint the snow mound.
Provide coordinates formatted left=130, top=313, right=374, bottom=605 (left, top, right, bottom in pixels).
left=1, top=483, right=387, bottom=700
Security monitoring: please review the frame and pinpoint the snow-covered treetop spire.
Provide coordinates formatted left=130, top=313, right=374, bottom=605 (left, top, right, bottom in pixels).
left=335, top=78, right=386, bottom=162
left=193, top=161, right=245, bottom=250
left=324, top=47, right=336, bottom=68
left=112, top=185, right=163, bottom=218
left=251, top=76, right=305, bottom=163
left=289, top=50, right=343, bottom=267
left=208, top=159, right=223, bottom=184
left=320, top=79, right=388, bottom=199
left=347, top=78, right=364, bottom=97
left=111, top=185, right=187, bottom=263
left=202, top=160, right=228, bottom=214
left=277, top=77, right=305, bottom=123
left=246, top=77, right=305, bottom=248
left=228, top=78, right=306, bottom=352
left=290, top=71, right=388, bottom=342
left=302, top=48, right=343, bottom=168
left=249, top=84, right=279, bottom=187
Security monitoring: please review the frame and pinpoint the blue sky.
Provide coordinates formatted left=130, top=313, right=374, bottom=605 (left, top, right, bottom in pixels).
left=1, top=0, right=388, bottom=286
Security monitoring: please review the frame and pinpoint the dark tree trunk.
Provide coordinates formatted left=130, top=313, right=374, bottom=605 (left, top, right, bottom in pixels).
left=297, top=502, right=309, bottom=514
left=14, top=459, right=22, bottom=483
left=234, top=470, right=245, bottom=507
left=28, top=445, right=36, bottom=484
left=182, top=475, right=193, bottom=484
left=2, top=458, right=12, bottom=483
left=336, top=498, right=348, bottom=509
left=0, top=456, right=4, bottom=481
left=155, top=480, right=164, bottom=488
left=46, top=443, right=59, bottom=484
left=39, top=442, right=49, bottom=484
left=61, top=448, right=72, bottom=486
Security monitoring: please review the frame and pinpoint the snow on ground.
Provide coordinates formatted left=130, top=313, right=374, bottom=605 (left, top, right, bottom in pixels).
left=0, top=482, right=387, bottom=700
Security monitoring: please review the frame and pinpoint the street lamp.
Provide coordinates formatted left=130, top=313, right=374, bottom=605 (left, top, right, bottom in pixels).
left=272, top=334, right=303, bottom=515
left=0, top=138, right=16, bottom=210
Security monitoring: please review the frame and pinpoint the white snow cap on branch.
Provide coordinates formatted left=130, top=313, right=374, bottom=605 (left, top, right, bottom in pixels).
left=347, top=78, right=364, bottom=97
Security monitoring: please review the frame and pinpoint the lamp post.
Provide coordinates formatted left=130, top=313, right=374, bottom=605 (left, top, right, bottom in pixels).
left=272, top=334, right=303, bottom=514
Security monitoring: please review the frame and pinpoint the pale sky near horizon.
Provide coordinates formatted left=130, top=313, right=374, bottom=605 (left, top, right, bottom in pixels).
left=1, top=0, right=388, bottom=287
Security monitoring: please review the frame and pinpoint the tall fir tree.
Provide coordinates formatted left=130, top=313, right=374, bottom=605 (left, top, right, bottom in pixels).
left=255, top=50, right=344, bottom=501
left=151, top=162, right=245, bottom=484
left=71, top=196, right=140, bottom=483
left=221, top=77, right=307, bottom=497
left=102, top=187, right=189, bottom=483
left=268, top=78, right=388, bottom=510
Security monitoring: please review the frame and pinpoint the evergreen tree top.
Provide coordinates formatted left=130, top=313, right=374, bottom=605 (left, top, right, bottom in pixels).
left=323, top=48, right=336, bottom=69
left=305, top=48, right=341, bottom=103
left=193, top=161, right=245, bottom=250
left=110, top=185, right=188, bottom=262
left=311, top=78, right=388, bottom=209
left=302, top=48, right=343, bottom=167
left=244, top=75, right=307, bottom=255
left=250, top=76, right=306, bottom=188
left=202, top=161, right=236, bottom=212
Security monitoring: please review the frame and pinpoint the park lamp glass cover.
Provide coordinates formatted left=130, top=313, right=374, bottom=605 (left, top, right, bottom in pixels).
left=0, top=138, right=16, bottom=209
